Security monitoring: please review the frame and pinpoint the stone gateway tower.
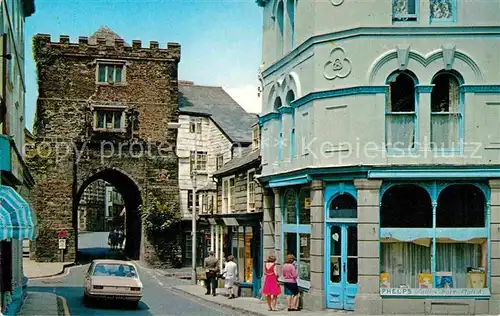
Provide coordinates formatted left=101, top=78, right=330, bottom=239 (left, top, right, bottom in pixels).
left=29, top=27, right=181, bottom=262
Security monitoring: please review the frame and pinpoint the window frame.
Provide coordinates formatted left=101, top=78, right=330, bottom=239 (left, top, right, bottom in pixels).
left=281, top=188, right=312, bottom=288
left=189, top=122, right=196, bottom=133
left=392, top=0, right=419, bottom=22
left=96, top=60, right=126, bottom=85
left=430, top=71, right=463, bottom=153
left=216, top=154, right=224, bottom=170
left=252, top=126, right=260, bottom=150
left=190, top=151, right=208, bottom=172
left=231, top=226, right=254, bottom=284
left=429, top=0, right=456, bottom=23
left=379, top=182, right=490, bottom=297
left=385, top=70, right=418, bottom=154
left=222, top=176, right=235, bottom=213
left=247, top=169, right=256, bottom=211
left=92, top=105, right=126, bottom=133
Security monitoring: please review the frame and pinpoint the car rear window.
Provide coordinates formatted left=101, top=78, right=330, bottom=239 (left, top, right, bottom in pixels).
left=92, top=263, right=138, bottom=278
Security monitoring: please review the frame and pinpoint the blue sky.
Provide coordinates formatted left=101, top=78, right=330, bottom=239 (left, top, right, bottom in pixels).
left=25, top=0, right=263, bottom=131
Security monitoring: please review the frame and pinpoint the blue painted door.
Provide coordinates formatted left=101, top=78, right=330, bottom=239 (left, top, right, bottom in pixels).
left=326, top=224, right=358, bottom=310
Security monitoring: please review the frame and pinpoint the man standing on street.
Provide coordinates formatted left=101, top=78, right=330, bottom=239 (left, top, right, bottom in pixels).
left=204, top=251, right=219, bottom=296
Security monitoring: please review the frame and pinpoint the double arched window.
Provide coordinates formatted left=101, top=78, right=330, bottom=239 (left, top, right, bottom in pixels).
left=386, top=69, right=463, bottom=152
left=380, top=183, right=487, bottom=290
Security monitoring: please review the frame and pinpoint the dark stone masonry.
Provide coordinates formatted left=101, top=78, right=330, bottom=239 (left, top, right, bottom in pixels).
left=28, top=28, right=181, bottom=263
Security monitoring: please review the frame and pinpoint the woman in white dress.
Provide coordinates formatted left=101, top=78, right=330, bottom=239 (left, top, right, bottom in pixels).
left=222, top=255, right=238, bottom=299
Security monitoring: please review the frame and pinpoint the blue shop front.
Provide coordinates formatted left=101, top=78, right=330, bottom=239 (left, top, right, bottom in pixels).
left=0, top=135, right=38, bottom=315
left=204, top=213, right=263, bottom=297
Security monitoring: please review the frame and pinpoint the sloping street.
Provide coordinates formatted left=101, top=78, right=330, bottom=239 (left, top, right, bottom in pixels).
left=27, top=263, right=233, bottom=316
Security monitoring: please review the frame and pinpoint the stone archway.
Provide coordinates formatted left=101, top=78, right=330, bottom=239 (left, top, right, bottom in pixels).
left=74, top=168, right=143, bottom=260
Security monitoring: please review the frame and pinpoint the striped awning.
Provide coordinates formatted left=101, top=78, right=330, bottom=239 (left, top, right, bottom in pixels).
left=0, top=185, right=38, bottom=240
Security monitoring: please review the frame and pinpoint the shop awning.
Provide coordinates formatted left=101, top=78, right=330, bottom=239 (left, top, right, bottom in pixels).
left=0, top=185, right=38, bottom=240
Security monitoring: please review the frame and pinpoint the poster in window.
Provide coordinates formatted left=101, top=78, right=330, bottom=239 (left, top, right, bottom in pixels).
left=418, top=273, right=433, bottom=288
left=304, top=198, right=311, bottom=209
left=435, top=272, right=454, bottom=288
left=380, top=273, right=391, bottom=288
left=467, top=270, right=485, bottom=289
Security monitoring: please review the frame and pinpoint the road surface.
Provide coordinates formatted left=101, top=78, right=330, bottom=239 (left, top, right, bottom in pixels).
left=28, top=262, right=232, bottom=316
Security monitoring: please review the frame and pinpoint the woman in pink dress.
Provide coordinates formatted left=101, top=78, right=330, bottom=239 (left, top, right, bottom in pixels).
left=262, top=255, right=281, bottom=311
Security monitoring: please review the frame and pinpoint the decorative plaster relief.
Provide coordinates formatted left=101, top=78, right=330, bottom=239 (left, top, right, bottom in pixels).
left=331, top=0, right=344, bottom=6
left=430, top=0, right=453, bottom=20
left=441, top=44, right=456, bottom=70
left=396, top=44, right=410, bottom=70
left=323, top=47, right=352, bottom=80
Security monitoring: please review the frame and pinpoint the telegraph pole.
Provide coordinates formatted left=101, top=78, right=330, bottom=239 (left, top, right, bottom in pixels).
left=191, top=118, right=198, bottom=285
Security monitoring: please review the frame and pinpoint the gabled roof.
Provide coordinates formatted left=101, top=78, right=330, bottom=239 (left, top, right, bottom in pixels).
left=213, top=147, right=260, bottom=177
left=89, top=26, right=130, bottom=46
left=179, top=84, right=258, bottom=144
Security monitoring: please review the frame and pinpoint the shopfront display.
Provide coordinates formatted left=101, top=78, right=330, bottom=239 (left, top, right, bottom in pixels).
left=379, top=183, right=489, bottom=297
left=231, top=226, right=254, bottom=283
left=282, top=187, right=311, bottom=285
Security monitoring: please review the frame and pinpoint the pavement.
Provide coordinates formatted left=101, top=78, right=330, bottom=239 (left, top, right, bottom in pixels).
left=172, top=284, right=356, bottom=316
left=17, top=291, right=65, bottom=316
left=24, top=258, right=74, bottom=279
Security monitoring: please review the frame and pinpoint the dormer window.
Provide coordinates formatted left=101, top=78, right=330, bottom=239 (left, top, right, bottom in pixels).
left=97, top=61, right=125, bottom=84
left=92, top=106, right=126, bottom=132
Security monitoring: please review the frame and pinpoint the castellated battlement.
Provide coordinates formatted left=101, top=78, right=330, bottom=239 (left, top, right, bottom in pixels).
left=33, top=33, right=181, bottom=61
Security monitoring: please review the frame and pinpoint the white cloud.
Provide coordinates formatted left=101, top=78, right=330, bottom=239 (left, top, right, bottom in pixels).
left=224, top=85, right=262, bottom=114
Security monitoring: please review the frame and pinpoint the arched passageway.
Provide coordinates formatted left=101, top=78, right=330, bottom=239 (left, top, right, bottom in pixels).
left=74, top=169, right=142, bottom=260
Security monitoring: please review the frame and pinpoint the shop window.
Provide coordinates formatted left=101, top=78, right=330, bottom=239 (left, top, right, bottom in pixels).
left=437, top=184, right=485, bottom=227
left=298, top=188, right=310, bottom=224
left=392, top=0, right=417, bottom=21
left=231, top=226, right=254, bottom=283
left=381, top=184, right=432, bottom=228
left=380, top=183, right=489, bottom=294
left=431, top=72, right=462, bottom=150
left=282, top=188, right=312, bottom=284
left=329, top=194, right=357, bottom=219
left=284, top=190, right=297, bottom=224
left=386, top=71, right=417, bottom=150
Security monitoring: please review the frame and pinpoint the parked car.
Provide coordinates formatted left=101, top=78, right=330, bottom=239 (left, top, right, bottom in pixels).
left=83, top=259, right=143, bottom=308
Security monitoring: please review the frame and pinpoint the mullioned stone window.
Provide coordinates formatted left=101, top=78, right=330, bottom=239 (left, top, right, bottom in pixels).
left=91, top=105, right=127, bottom=132
left=96, top=60, right=126, bottom=84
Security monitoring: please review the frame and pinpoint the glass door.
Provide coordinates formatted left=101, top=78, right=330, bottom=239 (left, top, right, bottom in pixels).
left=326, top=224, right=358, bottom=310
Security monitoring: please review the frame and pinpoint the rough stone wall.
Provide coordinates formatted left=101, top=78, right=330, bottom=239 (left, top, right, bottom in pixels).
left=29, top=34, right=181, bottom=262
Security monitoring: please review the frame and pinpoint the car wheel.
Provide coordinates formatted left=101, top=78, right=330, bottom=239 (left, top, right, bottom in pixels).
left=83, top=294, right=91, bottom=306
left=129, top=300, right=140, bottom=309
